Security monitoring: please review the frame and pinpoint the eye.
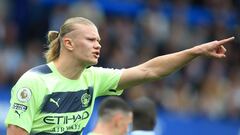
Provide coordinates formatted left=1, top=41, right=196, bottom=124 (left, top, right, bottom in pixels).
left=87, top=37, right=101, bottom=43
left=87, top=38, right=95, bottom=41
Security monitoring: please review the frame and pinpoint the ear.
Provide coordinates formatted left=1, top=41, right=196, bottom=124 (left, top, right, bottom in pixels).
left=62, top=37, right=74, bottom=51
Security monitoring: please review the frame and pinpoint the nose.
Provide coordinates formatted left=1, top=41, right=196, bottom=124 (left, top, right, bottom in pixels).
left=94, top=42, right=101, bottom=49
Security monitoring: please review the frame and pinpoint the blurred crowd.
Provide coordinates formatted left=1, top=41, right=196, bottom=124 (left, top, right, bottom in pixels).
left=0, top=0, right=240, bottom=120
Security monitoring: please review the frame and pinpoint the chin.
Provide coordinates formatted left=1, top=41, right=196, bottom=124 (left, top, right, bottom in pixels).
left=92, top=60, right=98, bottom=65
left=88, top=60, right=98, bottom=66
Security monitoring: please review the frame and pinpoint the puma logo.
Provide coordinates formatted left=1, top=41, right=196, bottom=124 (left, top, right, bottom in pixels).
left=15, top=110, right=22, bottom=118
left=50, top=98, right=60, bottom=108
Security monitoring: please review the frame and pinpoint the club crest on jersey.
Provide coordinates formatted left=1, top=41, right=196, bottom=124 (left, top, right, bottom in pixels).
left=81, top=93, right=91, bottom=107
left=17, top=87, right=32, bottom=102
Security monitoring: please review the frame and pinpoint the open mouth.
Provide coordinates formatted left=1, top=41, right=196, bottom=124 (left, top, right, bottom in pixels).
left=93, top=52, right=100, bottom=58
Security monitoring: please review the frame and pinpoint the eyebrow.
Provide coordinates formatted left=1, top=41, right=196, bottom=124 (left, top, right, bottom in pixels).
left=86, top=36, right=101, bottom=41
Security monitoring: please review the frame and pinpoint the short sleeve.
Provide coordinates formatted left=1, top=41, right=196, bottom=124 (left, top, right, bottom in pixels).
left=90, top=67, right=124, bottom=97
left=5, top=72, right=42, bottom=133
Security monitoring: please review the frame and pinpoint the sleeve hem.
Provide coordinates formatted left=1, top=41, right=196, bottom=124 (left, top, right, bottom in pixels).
left=5, top=121, right=31, bottom=133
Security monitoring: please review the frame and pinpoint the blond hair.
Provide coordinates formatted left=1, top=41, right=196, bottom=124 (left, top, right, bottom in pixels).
left=44, top=17, right=95, bottom=63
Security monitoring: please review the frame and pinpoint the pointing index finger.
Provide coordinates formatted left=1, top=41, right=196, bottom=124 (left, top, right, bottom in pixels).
left=217, top=37, right=235, bottom=45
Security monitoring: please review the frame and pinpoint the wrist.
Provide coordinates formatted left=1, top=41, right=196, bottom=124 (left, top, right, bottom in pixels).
left=189, top=45, right=203, bottom=57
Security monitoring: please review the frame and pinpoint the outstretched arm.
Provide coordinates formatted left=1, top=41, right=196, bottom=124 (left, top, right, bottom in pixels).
left=117, top=37, right=234, bottom=89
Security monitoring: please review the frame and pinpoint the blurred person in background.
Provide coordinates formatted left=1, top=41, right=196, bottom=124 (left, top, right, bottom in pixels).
left=130, top=97, right=157, bottom=135
left=87, top=96, right=132, bottom=135
left=5, top=16, right=234, bottom=135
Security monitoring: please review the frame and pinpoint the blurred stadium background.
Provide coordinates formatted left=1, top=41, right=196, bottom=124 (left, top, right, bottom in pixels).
left=0, top=0, right=240, bottom=134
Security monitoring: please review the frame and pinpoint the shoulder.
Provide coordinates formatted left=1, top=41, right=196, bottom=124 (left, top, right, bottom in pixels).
left=28, top=64, right=53, bottom=74
left=18, top=64, right=52, bottom=84
left=83, top=67, right=123, bottom=80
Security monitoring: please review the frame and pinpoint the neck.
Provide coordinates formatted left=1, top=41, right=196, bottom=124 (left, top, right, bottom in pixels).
left=53, top=55, right=85, bottom=80
left=92, top=121, right=118, bottom=135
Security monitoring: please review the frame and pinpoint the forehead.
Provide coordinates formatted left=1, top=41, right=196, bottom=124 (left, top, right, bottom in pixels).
left=70, top=24, right=100, bottom=38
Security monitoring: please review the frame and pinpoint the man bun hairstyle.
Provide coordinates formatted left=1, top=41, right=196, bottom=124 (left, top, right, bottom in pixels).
left=45, top=31, right=61, bottom=63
